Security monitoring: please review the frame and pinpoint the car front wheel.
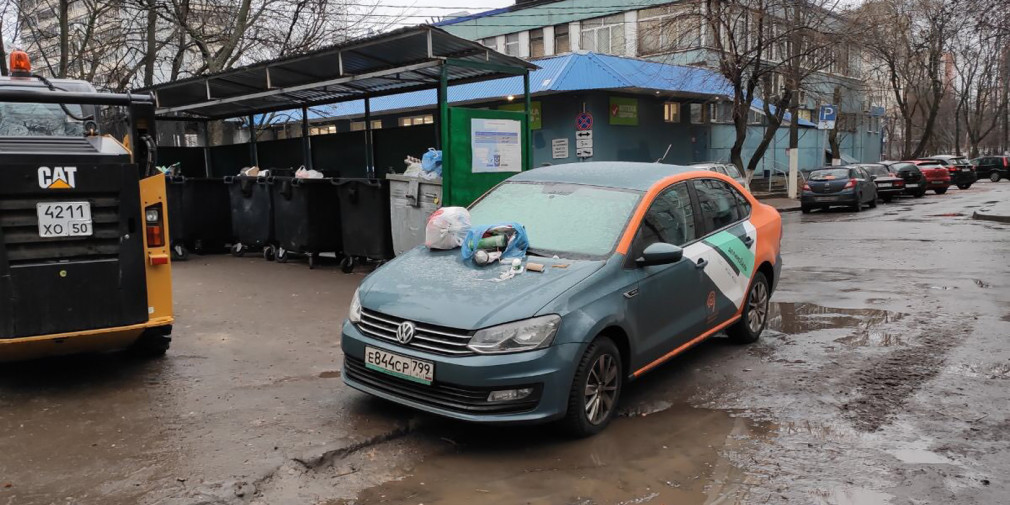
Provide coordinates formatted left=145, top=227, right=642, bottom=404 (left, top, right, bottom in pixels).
left=935, top=187, right=948, bottom=195
left=991, top=172, right=1002, bottom=183
left=727, top=272, right=770, bottom=344
left=561, top=337, right=623, bottom=438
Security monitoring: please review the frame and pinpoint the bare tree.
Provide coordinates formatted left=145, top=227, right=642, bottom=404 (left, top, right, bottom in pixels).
left=691, top=0, right=849, bottom=177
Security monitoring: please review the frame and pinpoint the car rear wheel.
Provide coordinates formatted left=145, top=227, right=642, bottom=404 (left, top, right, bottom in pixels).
left=882, top=195, right=894, bottom=203
left=869, top=196, right=878, bottom=208
left=852, top=194, right=863, bottom=212
left=727, top=272, right=770, bottom=345
left=560, top=336, right=623, bottom=438
left=957, top=183, right=972, bottom=190
left=801, top=205, right=812, bottom=214
left=991, top=172, right=1002, bottom=183
left=935, top=187, right=948, bottom=195
left=914, top=189, right=927, bottom=198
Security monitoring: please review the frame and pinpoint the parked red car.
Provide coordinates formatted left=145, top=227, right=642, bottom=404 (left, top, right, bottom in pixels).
left=907, top=160, right=951, bottom=194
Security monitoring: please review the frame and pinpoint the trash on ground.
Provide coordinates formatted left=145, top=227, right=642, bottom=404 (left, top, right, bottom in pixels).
left=425, top=207, right=471, bottom=250
left=526, top=262, right=545, bottom=272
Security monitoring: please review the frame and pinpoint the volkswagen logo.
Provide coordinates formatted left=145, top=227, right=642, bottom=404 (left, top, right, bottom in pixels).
left=396, top=321, right=416, bottom=344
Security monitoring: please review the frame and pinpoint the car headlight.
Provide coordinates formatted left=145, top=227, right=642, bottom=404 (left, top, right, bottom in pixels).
left=468, top=315, right=561, bottom=354
left=348, top=288, right=362, bottom=323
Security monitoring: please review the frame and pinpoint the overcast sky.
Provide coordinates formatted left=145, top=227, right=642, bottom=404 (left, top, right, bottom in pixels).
left=372, top=0, right=513, bottom=28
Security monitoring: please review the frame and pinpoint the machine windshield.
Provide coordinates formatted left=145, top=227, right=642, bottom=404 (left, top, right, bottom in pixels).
left=0, top=86, right=85, bottom=137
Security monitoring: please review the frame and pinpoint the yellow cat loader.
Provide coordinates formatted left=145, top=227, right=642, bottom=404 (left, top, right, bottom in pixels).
left=0, top=51, right=173, bottom=361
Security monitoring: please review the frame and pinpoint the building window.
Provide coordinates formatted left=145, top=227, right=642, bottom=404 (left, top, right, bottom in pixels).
left=711, top=102, right=734, bottom=124
left=504, top=33, right=521, bottom=56
left=690, top=103, right=707, bottom=124
left=580, top=14, right=625, bottom=55
left=748, top=109, right=763, bottom=125
left=350, top=120, right=382, bottom=131
left=554, top=23, right=570, bottom=54
left=398, top=114, right=434, bottom=127
left=638, top=4, right=701, bottom=56
left=797, top=109, right=812, bottom=122
left=310, top=125, right=337, bottom=135
left=481, top=37, right=497, bottom=50
left=663, top=102, right=681, bottom=123
left=530, top=28, right=545, bottom=58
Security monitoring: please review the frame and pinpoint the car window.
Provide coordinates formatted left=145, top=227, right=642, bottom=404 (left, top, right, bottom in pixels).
left=468, top=181, right=641, bottom=258
left=724, top=164, right=743, bottom=179
left=850, top=168, right=863, bottom=179
left=809, top=169, right=849, bottom=180
left=731, top=184, right=751, bottom=216
left=864, top=165, right=889, bottom=177
left=634, top=182, right=696, bottom=254
left=693, top=178, right=743, bottom=235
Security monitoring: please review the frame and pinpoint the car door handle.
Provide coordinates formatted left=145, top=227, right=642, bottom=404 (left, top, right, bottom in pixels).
left=695, top=258, right=708, bottom=269
left=742, top=236, right=754, bottom=247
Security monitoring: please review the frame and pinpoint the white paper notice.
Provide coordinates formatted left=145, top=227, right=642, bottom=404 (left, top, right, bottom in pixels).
left=471, top=118, right=522, bottom=173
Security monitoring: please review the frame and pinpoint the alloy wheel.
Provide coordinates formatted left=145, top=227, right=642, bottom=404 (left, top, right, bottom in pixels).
left=584, top=354, right=619, bottom=425
left=747, top=281, right=769, bottom=334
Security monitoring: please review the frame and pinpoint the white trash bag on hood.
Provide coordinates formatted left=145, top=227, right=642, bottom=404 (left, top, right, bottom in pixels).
left=425, top=207, right=471, bottom=250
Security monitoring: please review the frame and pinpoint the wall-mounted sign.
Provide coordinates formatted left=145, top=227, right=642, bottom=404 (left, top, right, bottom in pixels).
left=471, top=118, right=522, bottom=173
left=499, top=101, right=542, bottom=129
left=609, top=96, right=638, bottom=126
left=576, top=112, right=594, bottom=131
left=551, top=138, right=569, bottom=159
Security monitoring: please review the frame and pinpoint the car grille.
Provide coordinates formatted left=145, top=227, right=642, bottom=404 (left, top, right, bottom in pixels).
left=357, top=309, right=474, bottom=356
left=0, top=193, right=121, bottom=266
left=343, top=356, right=541, bottom=414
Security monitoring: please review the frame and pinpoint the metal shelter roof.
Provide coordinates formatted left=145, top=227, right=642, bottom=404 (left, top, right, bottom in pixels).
left=268, top=52, right=816, bottom=127
left=142, top=25, right=536, bottom=120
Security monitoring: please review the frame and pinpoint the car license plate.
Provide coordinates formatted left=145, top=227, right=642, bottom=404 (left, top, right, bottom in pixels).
left=906, top=184, right=919, bottom=188
left=960, top=168, right=970, bottom=172
left=364, top=346, right=434, bottom=385
left=37, top=202, right=92, bottom=238
left=815, top=196, right=840, bottom=202
left=879, top=183, right=892, bottom=188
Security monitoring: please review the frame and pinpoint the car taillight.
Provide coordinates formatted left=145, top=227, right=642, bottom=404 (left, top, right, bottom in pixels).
left=145, top=203, right=165, bottom=248
left=802, top=183, right=811, bottom=191
left=844, top=178, right=856, bottom=189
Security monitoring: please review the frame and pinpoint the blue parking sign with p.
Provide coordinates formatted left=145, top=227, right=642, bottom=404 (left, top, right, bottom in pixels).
left=819, top=105, right=837, bottom=121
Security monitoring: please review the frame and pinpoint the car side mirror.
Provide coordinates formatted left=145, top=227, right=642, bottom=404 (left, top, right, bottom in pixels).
left=870, top=175, right=878, bottom=181
left=636, top=242, right=684, bottom=267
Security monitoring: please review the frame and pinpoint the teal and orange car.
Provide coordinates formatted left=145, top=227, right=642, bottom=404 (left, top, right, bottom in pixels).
left=341, top=162, right=783, bottom=436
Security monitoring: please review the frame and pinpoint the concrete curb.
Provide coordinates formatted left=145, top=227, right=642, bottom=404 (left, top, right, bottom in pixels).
left=972, top=210, right=1010, bottom=223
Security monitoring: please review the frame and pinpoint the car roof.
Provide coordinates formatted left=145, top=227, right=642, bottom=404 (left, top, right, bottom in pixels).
left=511, top=161, right=701, bottom=191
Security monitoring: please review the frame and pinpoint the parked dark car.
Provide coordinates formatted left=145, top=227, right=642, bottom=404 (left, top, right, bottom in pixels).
left=801, top=166, right=878, bottom=213
left=971, top=156, right=1010, bottom=182
left=924, top=155, right=977, bottom=189
left=908, top=160, right=951, bottom=194
left=880, top=161, right=927, bottom=198
left=859, top=163, right=905, bottom=202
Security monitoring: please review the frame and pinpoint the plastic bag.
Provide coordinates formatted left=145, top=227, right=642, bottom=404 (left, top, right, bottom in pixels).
left=421, top=148, right=442, bottom=177
left=403, top=156, right=422, bottom=177
left=295, top=167, right=324, bottom=179
left=425, top=207, right=471, bottom=250
left=461, top=222, right=529, bottom=262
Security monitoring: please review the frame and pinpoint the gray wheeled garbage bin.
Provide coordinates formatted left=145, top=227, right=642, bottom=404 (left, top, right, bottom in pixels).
left=387, top=174, right=442, bottom=255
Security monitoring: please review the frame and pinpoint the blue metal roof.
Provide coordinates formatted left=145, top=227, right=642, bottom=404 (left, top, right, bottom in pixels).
left=272, top=52, right=813, bottom=127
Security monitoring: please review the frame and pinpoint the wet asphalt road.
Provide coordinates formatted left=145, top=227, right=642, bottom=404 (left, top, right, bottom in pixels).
left=1, top=182, right=1009, bottom=505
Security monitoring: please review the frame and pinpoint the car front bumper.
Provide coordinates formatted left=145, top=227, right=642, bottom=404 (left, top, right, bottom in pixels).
left=341, top=320, right=582, bottom=424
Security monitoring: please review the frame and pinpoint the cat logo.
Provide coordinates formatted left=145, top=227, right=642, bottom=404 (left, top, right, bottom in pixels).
left=38, top=166, right=78, bottom=189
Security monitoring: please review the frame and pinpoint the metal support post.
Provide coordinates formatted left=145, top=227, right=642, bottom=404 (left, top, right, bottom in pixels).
left=523, top=70, right=532, bottom=171
left=301, top=106, right=313, bottom=171
left=248, top=115, right=259, bottom=168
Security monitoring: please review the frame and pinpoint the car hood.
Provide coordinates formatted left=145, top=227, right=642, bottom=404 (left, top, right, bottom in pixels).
left=358, top=248, right=606, bottom=330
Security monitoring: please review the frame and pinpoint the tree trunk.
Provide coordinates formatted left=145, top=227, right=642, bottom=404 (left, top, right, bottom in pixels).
left=59, top=0, right=69, bottom=77
left=144, top=0, right=157, bottom=87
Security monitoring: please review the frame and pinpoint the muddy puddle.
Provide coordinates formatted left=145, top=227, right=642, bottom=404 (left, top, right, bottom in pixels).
left=766, top=302, right=903, bottom=336
left=331, top=406, right=772, bottom=505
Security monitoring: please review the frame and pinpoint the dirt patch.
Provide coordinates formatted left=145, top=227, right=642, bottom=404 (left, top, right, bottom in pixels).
left=840, top=324, right=963, bottom=431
